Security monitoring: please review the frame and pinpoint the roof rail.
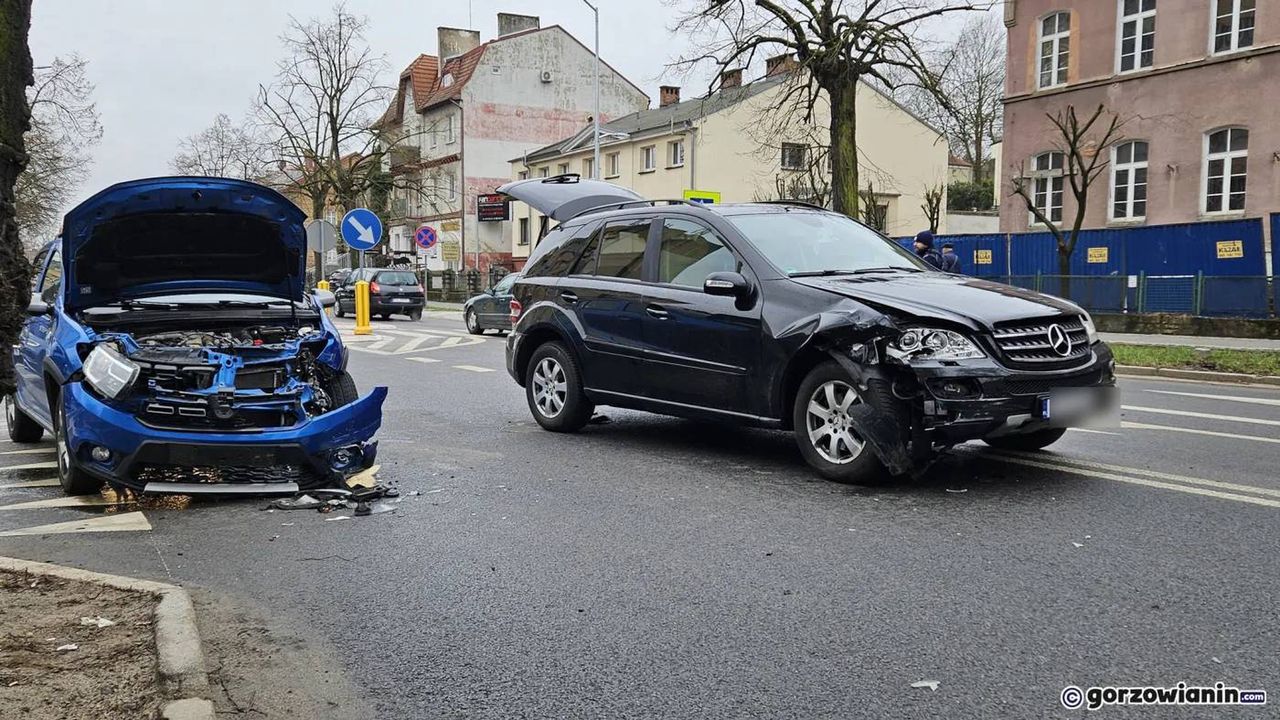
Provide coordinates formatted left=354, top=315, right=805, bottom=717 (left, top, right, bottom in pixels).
left=754, top=199, right=828, bottom=211
left=564, top=198, right=710, bottom=222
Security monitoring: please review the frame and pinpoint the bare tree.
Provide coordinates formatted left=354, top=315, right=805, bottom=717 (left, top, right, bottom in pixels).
left=1011, top=104, right=1123, bottom=296
left=171, top=113, right=269, bottom=181
left=903, top=13, right=1004, bottom=183
left=920, top=183, right=944, bottom=233
left=672, top=0, right=987, bottom=217
left=1, top=0, right=34, bottom=396
left=859, top=180, right=887, bottom=231
left=15, top=55, right=103, bottom=248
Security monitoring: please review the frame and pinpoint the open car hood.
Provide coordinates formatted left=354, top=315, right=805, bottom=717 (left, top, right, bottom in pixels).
left=61, top=177, right=308, bottom=311
left=496, top=174, right=643, bottom=222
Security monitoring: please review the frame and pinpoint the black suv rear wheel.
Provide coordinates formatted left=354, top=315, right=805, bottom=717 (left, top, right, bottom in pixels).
left=792, top=362, right=887, bottom=484
left=525, top=342, right=593, bottom=432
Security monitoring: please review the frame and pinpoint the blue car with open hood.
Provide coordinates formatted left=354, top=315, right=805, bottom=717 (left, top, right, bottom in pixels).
left=4, top=177, right=386, bottom=496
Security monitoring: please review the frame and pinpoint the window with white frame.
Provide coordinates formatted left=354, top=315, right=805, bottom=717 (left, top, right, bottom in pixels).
left=445, top=115, right=456, bottom=143
left=781, top=142, right=807, bottom=170
left=641, top=145, right=656, bottom=171
left=606, top=152, right=620, bottom=177
left=1111, top=141, right=1148, bottom=220
left=1213, top=0, right=1255, bottom=54
left=538, top=167, right=549, bottom=178
left=1030, top=151, right=1065, bottom=224
left=1118, top=0, right=1156, bottom=72
left=518, top=170, right=528, bottom=180
left=583, top=157, right=594, bottom=178
left=518, top=218, right=530, bottom=246
left=668, top=140, right=685, bottom=167
left=446, top=171, right=456, bottom=200
left=557, top=162, right=569, bottom=176
left=1204, top=128, right=1248, bottom=213
left=1038, top=12, right=1071, bottom=89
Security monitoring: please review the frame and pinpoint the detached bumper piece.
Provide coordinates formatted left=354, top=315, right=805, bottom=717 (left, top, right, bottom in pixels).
left=62, top=382, right=386, bottom=494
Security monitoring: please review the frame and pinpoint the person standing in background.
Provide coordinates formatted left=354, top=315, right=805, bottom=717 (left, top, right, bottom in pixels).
left=940, top=242, right=961, bottom=273
left=913, top=231, right=943, bottom=270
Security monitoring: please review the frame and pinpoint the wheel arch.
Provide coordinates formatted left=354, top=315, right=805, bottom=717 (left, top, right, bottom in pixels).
left=513, top=322, right=575, bottom=387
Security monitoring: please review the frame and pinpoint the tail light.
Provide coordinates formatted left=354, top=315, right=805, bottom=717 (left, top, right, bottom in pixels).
left=369, top=281, right=381, bottom=294
left=509, top=299, right=523, bottom=324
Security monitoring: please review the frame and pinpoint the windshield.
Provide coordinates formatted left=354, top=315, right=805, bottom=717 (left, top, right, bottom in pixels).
left=727, top=212, right=927, bottom=276
left=375, top=271, right=419, bottom=286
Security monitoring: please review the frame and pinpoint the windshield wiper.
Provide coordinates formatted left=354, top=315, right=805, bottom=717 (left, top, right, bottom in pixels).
left=788, top=269, right=857, bottom=277
left=789, top=267, right=922, bottom=277
left=119, top=300, right=179, bottom=310
left=215, top=299, right=296, bottom=308
left=849, top=266, right=924, bottom=274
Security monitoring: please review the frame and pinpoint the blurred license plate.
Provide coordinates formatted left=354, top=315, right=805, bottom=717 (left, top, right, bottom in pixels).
left=392, top=298, right=412, bottom=303
left=1038, top=387, right=1120, bottom=427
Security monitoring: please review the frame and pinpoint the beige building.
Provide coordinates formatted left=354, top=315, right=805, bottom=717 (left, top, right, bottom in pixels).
left=507, top=60, right=949, bottom=265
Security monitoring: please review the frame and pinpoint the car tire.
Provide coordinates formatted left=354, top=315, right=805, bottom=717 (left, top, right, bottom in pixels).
left=792, top=361, right=888, bottom=485
left=4, top=394, right=44, bottom=443
left=408, top=308, right=422, bottom=321
left=321, top=370, right=359, bottom=409
left=465, top=308, right=483, bottom=335
left=379, top=313, right=390, bottom=321
left=335, top=300, right=347, bottom=318
left=53, top=398, right=103, bottom=496
left=982, top=427, right=1068, bottom=452
left=525, top=342, right=593, bottom=433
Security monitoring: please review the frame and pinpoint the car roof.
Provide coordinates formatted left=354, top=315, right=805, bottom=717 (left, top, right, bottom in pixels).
left=570, top=201, right=832, bottom=223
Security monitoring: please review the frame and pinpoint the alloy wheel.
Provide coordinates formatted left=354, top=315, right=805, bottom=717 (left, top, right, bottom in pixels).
left=805, top=380, right=866, bottom=464
left=4, top=395, right=13, bottom=427
left=466, top=309, right=478, bottom=332
left=532, top=357, right=567, bottom=418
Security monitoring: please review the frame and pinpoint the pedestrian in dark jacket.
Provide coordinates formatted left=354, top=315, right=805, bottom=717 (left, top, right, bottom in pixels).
left=913, top=231, right=943, bottom=270
left=940, top=242, right=961, bottom=273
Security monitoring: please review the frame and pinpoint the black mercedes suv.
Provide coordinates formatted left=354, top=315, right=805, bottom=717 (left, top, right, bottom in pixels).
left=498, top=175, right=1116, bottom=483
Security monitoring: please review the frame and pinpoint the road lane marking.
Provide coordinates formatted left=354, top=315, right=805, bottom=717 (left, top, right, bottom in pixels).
left=0, top=448, right=54, bottom=456
left=0, top=495, right=118, bottom=511
left=1121, top=420, right=1280, bottom=445
left=1122, top=405, right=1280, bottom=428
left=978, top=452, right=1280, bottom=510
left=1144, top=389, right=1280, bottom=407
left=408, top=357, right=440, bottom=364
left=454, top=365, right=495, bottom=373
left=1067, top=428, right=1122, bottom=436
left=0, top=511, right=152, bottom=537
left=0, top=478, right=60, bottom=489
left=985, top=449, right=1280, bottom=500
left=0, top=461, right=57, bottom=472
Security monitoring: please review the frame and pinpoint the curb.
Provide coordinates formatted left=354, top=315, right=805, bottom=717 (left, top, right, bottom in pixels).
left=1116, top=364, right=1280, bottom=387
left=0, top=556, right=213, bottom=720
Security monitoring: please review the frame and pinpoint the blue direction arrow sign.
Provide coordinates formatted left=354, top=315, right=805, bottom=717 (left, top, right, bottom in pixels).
left=341, top=208, right=383, bottom=251
left=415, top=224, right=438, bottom=250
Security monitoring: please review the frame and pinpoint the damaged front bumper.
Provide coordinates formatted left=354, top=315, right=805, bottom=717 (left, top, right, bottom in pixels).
left=62, top=381, right=387, bottom=494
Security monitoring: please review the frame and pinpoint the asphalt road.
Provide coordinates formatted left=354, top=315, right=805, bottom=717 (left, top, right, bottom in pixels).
left=2, top=312, right=1277, bottom=719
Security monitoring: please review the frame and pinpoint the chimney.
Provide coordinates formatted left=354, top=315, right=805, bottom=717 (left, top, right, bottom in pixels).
left=437, top=27, right=481, bottom=68
left=719, top=68, right=743, bottom=89
left=497, top=12, right=540, bottom=36
left=659, top=85, right=681, bottom=107
left=765, top=53, right=798, bottom=77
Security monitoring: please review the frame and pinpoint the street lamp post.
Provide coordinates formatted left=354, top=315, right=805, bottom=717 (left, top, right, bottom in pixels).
left=583, top=0, right=601, bottom=179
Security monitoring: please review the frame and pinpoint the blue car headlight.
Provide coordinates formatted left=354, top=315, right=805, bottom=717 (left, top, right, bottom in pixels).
left=889, top=327, right=985, bottom=362
left=83, top=344, right=140, bottom=399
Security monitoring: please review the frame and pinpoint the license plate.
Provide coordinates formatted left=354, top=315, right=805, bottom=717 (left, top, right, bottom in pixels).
left=1039, top=387, right=1120, bottom=427
left=392, top=298, right=412, bottom=303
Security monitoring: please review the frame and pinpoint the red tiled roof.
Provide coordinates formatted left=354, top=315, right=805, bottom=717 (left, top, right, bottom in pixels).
left=948, top=154, right=973, bottom=167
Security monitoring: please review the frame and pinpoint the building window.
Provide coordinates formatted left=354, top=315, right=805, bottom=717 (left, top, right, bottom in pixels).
left=446, top=172, right=456, bottom=200
left=1030, top=151, right=1065, bottom=224
left=538, top=167, right=549, bottom=178
left=1111, top=141, right=1148, bottom=220
left=781, top=142, right=807, bottom=170
left=518, top=218, right=530, bottom=246
left=1038, top=12, right=1071, bottom=89
left=641, top=145, right=656, bottom=172
left=1118, top=0, right=1156, bottom=72
left=606, top=152, right=620, bottom=177
left=667, top=140, right=685, bottom=167
left=445, top=115, right=456, bottom=143
left=518, top=170, right=528, bottom=180
left=1213, top=0, right=1255, bottom=54
left=557, top=162, right=569, bottom=176
left=1204, top=128, right=1248, bottom=213
left=583, top=157, right=594, bottom=178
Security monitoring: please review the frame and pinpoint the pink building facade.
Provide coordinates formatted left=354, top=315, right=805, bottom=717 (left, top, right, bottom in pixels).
left=999, top=0, right=1279, bottom=241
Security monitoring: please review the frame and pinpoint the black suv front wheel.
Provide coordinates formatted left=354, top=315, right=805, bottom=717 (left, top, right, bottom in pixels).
left=793, top=362, right=887, bottom=484
left=525, top=342, right=593, bottom=432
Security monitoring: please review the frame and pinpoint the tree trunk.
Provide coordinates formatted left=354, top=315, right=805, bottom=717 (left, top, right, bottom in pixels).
left=829, top=81, right=859, bottom=218
left=971, top=121, right=984, bottom=185
left=0, top=0, right=34, bottom=396
left=310, top=193, right=326, bottom=285
left=1057, top=246, right=1071, bottom=299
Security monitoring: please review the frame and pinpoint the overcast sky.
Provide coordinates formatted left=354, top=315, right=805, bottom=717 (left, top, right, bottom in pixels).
left=29, top=0, right=982, bottom=215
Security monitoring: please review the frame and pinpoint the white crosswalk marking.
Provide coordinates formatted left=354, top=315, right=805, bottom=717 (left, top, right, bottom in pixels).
left=0, top=495, right=118, bottom=511
left=0, top=511, right=152, bottom=537
left=2, top=461, right=57, bottom=471
left=0, top=478, right=59, bottom=489
left=0, top=448, right=55, bottom=456
left=1145, top=389, right=1280, bottom=407
left=454, top=365, right=495, bottom=373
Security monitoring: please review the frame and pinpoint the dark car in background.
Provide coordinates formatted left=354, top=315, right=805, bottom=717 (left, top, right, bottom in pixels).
left=327, top=268, right=352, bottom=287
left=334, top=268, right=425, bottom=321
left=497, top=175, right=1117, bottom=484
left=464, top=272, right=522, bottom=334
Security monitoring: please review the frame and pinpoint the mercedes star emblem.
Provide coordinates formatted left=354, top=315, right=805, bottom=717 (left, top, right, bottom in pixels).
left=1046, top=324, right=1072, bottom=357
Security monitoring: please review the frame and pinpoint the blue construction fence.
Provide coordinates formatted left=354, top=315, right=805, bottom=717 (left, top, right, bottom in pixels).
left=900, top=217, right=1277, bottom=318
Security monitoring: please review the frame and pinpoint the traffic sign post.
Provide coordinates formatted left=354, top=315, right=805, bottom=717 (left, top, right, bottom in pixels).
left=342, top=209, right=382, bottom=336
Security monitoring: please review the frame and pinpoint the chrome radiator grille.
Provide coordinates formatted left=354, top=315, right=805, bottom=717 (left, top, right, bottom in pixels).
left=991, top=316, right=1091, bottom=367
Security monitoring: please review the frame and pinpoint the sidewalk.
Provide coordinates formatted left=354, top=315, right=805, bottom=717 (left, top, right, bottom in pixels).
left=1100, top=333, right=1280, bottom=351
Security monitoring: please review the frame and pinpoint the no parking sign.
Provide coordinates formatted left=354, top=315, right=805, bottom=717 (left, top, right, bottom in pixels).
left=415, top=224, right=438, bottom=250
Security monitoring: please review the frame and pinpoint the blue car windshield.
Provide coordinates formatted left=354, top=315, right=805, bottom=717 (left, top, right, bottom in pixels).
left=727, top=212, right=927, bottom=276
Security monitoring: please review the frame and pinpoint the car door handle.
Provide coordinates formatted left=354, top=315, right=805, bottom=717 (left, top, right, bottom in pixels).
left=646, top=304, right=669, bottom=319
left=560, top=291, right=579, bottom=304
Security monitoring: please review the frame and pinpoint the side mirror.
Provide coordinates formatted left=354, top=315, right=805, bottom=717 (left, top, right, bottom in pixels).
left=703, top=271, right=749, bottom=298
left=26, top=298, right=50, bottom=316
left=313, top=289, right=337, bottom=308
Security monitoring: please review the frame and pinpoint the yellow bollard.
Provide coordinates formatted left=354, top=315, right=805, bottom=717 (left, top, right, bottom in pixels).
left=354, top=279, right=372, bottom=335
left=316, top=279, right=330, bottom=291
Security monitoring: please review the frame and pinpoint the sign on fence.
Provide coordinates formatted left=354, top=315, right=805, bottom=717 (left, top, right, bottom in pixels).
left=1087, top=247, right=1109, bottom=263
left=974, top=249, right=993, bottom=265
left=440, top=240, right=461, bottom=262
left=1216, top=240, right=1244, bottom=259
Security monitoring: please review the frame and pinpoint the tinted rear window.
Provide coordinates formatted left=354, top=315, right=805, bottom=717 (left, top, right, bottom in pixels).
left=375, top=271, right=418, bottom=285
left=595, top=220, right=649, bottom=280
left=524, top=221, right=596, bottom=278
